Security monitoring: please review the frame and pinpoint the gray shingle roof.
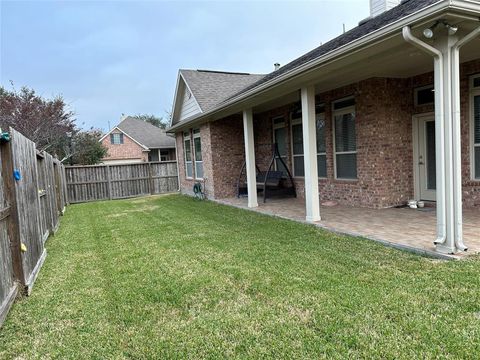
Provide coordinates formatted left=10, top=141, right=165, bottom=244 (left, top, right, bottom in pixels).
left=117, top=117, right=175, bottom=149
left=180, top=70, right=265, bottom=112
left=222, top=0, right=441, bottom=102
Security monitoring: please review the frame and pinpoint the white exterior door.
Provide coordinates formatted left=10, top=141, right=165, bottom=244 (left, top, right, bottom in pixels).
left=417, top=116, right=436, bottom=201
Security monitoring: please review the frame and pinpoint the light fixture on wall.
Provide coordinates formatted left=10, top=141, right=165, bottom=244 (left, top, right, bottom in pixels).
left=423, top=28, right=434, bottom=39
left=446, top=24, right=458, bottom=36
left=423, top=20, right=458, bottom=39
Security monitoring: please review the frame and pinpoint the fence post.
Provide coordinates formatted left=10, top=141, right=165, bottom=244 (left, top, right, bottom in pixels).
left=106, top=165, right=112, bottom=200
left=0, top=141, right=25, bottom=287
left=148, top=163, right=154, bottom=195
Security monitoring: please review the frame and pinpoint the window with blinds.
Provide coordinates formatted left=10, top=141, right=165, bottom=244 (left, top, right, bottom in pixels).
left=110, top=133, right=124, bottom=145
left=290, top=107, right=327, bottom=178
left=333, top=98, right=357, bottom=179
left=193, top=129, right=203, bottom=179
left=184, top=131, right=193, bottom=178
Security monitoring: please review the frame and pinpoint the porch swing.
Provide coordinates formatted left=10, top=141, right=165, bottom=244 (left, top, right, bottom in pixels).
left=237, top=143, right=296, bottom=203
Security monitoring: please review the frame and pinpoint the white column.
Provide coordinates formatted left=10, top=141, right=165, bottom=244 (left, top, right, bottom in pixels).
left=301, top=86, right=321, bottom=222
left=402, top=25, right=474, bottom=254
left=436, top=35, right=458, bottom=254
left=243, top=109, right=258, bottom=208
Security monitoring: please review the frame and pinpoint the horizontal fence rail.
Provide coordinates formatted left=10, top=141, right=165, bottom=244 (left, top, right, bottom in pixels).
left=65, top=161, right=178, bottom=204
left=0, top=127, right=68, bottom=328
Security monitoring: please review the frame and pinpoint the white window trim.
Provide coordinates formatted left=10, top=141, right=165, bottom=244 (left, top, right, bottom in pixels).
left=272, top=116, right=288, bottom=173
left=290, top=116, right=303, bottom=178
left=414, top=84, right=434, bottom=107
left=193, top=129, right=203, bottom=180
left=332, top=98, right=357, bottom=180
left=184, top=132, right=193, bottom=179
left=316, top=112, right=327, bottom=179
left=470, top=74, right=480, bottom=181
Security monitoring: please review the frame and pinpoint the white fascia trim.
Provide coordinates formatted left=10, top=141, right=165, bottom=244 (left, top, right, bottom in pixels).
left=169, top=0, right=464, bottom=132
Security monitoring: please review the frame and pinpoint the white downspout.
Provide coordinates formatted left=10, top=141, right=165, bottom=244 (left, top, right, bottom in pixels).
left=450, top=26, right=480, bottom=251
left=402, top=26, right=447, bottom=245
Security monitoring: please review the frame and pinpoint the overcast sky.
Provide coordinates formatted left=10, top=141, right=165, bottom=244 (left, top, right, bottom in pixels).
left=1, top=0, right=369, bottom=131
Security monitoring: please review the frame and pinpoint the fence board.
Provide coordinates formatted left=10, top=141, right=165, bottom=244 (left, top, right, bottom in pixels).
left=66, top=161, right=178, bottom=203
left=0, top=148, right=16, bottom=328
left=0, top=127, right=67, bottom=328
left=10, top=129, right=45, bottom=292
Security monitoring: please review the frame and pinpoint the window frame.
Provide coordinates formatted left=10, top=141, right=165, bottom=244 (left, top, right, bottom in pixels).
left=193, top=128, right=203, bottom=180
left=414, top=85, right=435, bottom=107
left=289, top=107, right=327, bottom=179
left=290, top=115, right=304, bottom=178
left=272, top=116, right=288, bottom=174
left=183, top=131, right=193, bottom=179
left=110, top=132, right=123, bottom=145
left=160, top=149, right=169, bottom=162
left=332, top=97, right=357, bottom=180
left=470, top=74, right=480, bottom=181
left=316, top=111, right=327, bottom=179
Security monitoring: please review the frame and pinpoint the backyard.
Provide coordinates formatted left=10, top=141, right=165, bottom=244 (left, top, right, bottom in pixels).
left=0, top=194, right=479, bottom=359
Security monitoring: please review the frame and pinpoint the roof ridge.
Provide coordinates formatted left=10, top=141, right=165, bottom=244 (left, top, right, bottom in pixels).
left=196, top=69, right=259, bottom=76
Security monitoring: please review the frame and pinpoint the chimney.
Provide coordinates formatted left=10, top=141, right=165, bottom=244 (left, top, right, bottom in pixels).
left=370, top=0, right=401, bottom=17
left=274, top=63, right=280, bottom=71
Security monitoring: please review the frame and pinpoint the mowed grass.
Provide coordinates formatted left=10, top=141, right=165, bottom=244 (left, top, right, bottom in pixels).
left=1, top=195, right=480, bottom=359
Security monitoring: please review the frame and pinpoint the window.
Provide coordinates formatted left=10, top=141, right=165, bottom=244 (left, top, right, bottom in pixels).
left=148, top=149, right=159, bottom=162
left=333, top=98, right=357, bottom=179
left=184, top=131, right=193, bottom=178
left=110, top=133, right=123, bottom=145
left=316, top=112, right=327, bottom=178
left=291, top=118, right=304, bottom=177
left=415, top=85, right=435, bottom=106
left=290, top=106, right=326, bottom=178
left=160, top=150, right=169, bottom=162
left=472, top=75, right=480, bottom=180
left=272, top=116, right=288, bottom=175
left=193, top=129, right=203, bottom=179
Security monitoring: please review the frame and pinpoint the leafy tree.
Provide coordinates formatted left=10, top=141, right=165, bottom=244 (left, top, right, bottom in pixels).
left=0, top=84, right=76, bottom=159
left=133, top=114, right=168, bottom=129
left=70, top=129, right=108, bottom=165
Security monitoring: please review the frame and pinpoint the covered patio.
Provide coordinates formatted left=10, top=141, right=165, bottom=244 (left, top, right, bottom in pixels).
left=220, top=197, right=480, bottom=259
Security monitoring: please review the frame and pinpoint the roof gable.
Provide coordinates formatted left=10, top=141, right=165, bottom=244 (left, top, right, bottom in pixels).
left=171, top=70, right=265, bottom=125
left=102, top=117, right=175, bottom=149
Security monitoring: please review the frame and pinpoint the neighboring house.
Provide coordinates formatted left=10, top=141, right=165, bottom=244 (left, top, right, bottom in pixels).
left=101, top=116, right=176, bottom=164
left=168, top=0, right=480, bottom=254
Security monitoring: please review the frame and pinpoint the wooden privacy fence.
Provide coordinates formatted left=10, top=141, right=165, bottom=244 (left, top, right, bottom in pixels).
left=0, top=128, right=68, bottom=328
left=65, top=161, right=178, bottom=203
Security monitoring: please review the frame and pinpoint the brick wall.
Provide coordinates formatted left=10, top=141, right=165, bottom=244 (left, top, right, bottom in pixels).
left=102, top=130, right=148, bottom=162
left=175, top=59, right=480, bottom=208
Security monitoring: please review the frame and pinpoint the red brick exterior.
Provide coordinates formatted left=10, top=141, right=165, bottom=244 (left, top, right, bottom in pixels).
left=101, top=129, right=148, bottom=163
left=176, top=59, right=480, bottom=208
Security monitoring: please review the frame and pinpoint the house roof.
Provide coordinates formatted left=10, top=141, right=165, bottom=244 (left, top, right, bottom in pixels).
left=179, top=70, right=265, bottom=112
left=115, top=117, right=175, bottom=149
left=169, top=0, right=446, bottom=131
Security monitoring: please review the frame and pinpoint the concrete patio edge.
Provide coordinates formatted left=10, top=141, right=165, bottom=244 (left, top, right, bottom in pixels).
left=213, top=198, right=458, bottom=261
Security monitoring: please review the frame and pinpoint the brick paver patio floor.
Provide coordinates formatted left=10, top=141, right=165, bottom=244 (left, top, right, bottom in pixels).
left=219, top=197, right=480, bottom=259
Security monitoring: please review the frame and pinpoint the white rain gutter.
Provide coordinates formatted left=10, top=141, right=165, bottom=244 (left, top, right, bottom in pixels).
left=450, top=25, right=480, bottom=251
left=402, top=26, right=447, bottom=246
left=403, top=22, right=480, bottom=252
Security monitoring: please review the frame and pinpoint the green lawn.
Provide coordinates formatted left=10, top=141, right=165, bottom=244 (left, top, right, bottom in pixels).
left=1, top=194, right=479, bottom=359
